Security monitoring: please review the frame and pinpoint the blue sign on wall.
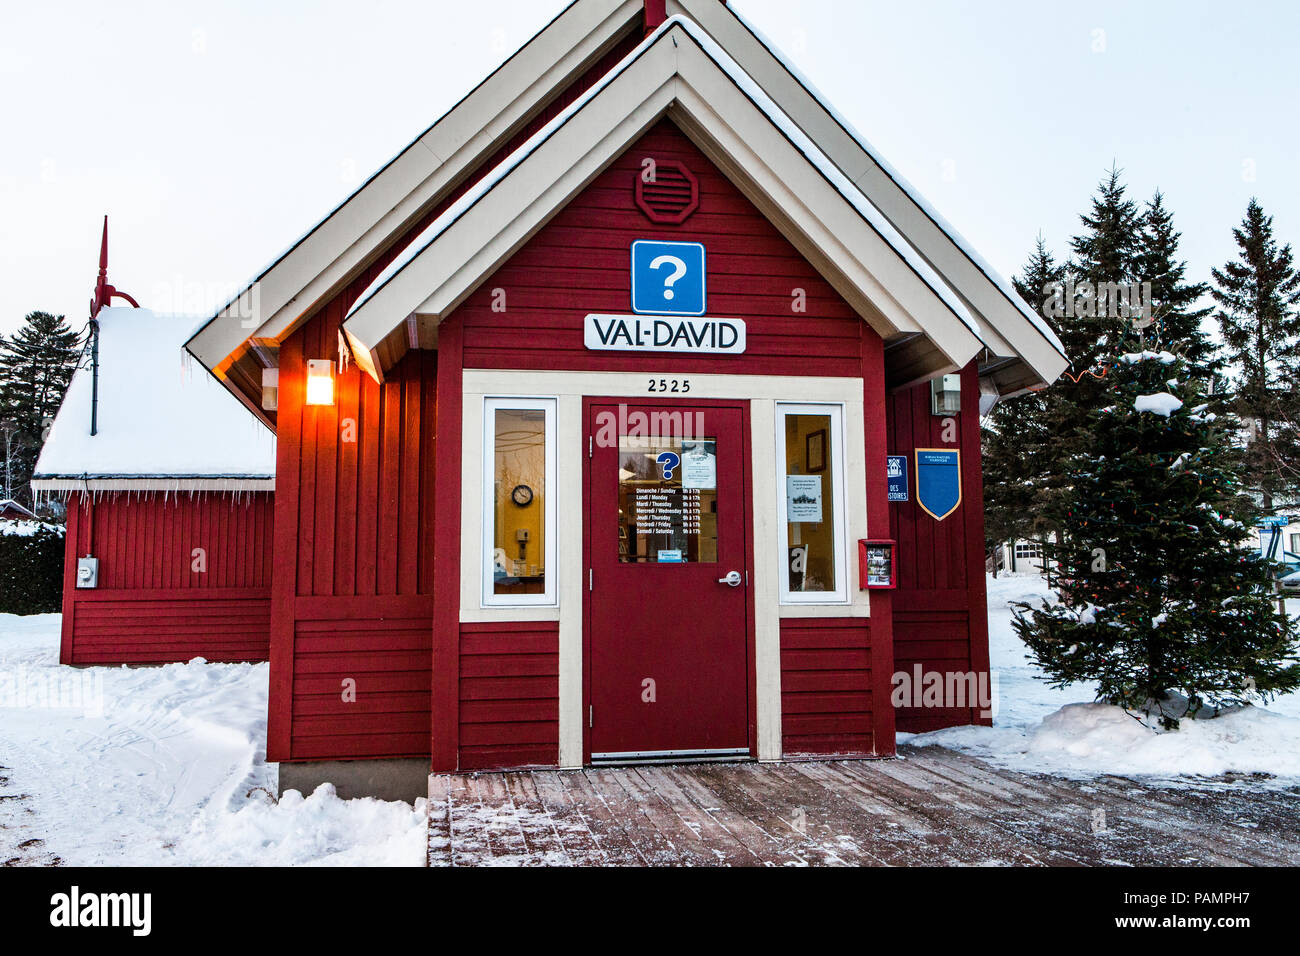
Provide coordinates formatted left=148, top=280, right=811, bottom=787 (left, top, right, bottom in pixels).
left=915, top=449, right=961, bottom=521
left=631, top=240, right=706, bottom=316
left=886, top=455, right=909, bottom=502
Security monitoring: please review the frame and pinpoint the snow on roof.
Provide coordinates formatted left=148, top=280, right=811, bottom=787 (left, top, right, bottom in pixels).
left=725, top=3, right=1066, bottom=360
left=347, top=15, right=983, bottom=345
left=33, top=307, right=276, bottom=481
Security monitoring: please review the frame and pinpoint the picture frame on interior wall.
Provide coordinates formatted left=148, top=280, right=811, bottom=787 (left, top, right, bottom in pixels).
left=481, top=396, right=558, bottom=608
left=806, top=428, right=827, bottom=472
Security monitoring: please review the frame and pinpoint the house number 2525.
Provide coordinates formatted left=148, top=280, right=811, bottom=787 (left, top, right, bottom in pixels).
left=647, top=378, right=691, bottom=393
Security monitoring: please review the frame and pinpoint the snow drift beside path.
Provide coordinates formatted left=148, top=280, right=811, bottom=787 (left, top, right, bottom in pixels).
left=911, top=700, right=1300, bottom=780
left=0, top=615, right=425, bottom=866
left=903, top=574, right=1300, bottom=783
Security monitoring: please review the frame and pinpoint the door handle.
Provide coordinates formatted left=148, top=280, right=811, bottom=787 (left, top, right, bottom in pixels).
left=718, top=570, right=742, bottom=587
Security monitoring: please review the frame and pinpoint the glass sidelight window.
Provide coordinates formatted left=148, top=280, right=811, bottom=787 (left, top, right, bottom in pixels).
left=776, top=403, right=848, bottom=603
left=482, top=397, right=556, bottom=606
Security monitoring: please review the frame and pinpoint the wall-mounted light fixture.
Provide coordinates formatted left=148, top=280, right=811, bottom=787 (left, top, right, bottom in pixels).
left=261, top=367, right=279, bottom=411
left=930, top=373, right=962, bottom=415
left=305, top=359, right=335, bottom=406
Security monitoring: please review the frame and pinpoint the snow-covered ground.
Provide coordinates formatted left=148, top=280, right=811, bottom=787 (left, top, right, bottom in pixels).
left=0, top=615, right=425, bottom=865
left=904, top=574, right=1300, bottom=784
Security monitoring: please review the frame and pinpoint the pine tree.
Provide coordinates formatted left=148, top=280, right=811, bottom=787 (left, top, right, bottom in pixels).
left=1211, top=199, right=1300, bottom=513
left=0, top=311, right=83, bottom=506
left=1066, top=165, right=1144, bottom=407
left=1012, top=344, right=1300, bottom=727
left=1139, top=191, right=1217, bottom=378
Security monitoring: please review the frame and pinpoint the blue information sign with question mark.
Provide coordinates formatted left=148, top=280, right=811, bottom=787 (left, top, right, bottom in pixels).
left=631, top=240, right=706, bottom=316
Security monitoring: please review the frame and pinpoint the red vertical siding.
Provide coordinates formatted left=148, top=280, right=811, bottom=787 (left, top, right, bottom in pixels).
left=60, top=490, right=274, bottom=665
left=887, top=361, right=992, bottom=732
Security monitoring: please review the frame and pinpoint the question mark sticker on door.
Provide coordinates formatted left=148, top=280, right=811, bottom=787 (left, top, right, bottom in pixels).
left=631, top=240, right=706, bottom=316
left=656, top=452, right=680, bottom=480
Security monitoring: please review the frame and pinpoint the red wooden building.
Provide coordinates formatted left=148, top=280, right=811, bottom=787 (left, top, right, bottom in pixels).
left=32, top=304, right=276, bottom=666
left=179, top=0, right=1065, bottom=799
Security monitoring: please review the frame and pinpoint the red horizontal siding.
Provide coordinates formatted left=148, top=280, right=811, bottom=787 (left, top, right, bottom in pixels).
left=780, top=618, right=875, bottom=757
left=459, top=622, right=559, bottom=771
left=64, top=589, right=270, bottom=665
left=288, top=595, right=434, bottom=760
left=455, top=119, right=864, bottom=378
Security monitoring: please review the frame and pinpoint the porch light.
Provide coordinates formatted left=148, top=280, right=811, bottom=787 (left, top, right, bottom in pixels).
left=305, top=359, right=335, bottom=406
left=930, top=374, right=961, bottom=415
left=261, top=367, right=279, bottom=411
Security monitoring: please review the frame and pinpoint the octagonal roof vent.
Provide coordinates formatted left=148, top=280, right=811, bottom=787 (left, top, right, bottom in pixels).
left=635, top=160, right=699, bottom=224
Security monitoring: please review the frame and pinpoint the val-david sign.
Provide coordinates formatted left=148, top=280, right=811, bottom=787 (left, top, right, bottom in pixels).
left=583, top=313, right=747, bottom=355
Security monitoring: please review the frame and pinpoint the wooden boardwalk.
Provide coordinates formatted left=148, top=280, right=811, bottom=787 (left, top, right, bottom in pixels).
left=427, top=746, right=1300, bottom=866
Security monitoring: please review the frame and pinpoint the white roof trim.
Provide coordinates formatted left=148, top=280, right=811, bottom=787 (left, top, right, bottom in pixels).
left=343, top=17, right=985, bottom=380
left=31, top=477, right=274, bottom=492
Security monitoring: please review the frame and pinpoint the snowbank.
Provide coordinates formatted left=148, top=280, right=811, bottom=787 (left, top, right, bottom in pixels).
left=0, top=614, right=425, bottom=865
left=904, top=574, right=1300, bottom=784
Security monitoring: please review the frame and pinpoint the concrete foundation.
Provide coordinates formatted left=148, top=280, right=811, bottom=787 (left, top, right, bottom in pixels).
left=277, top=758, right=430, bottom=803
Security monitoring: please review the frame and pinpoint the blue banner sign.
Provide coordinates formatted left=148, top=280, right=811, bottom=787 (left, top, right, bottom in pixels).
left=915, top=449, right=961, bottom=521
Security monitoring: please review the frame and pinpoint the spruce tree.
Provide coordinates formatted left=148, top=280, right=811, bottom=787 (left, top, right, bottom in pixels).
left=1139, top=191, right=1217, bottom=378
left=0, top=311, right=83, bottom=506
left=1012, top=344, right=1300, bottom=727
left=1211, top=199, right=1300, bottom=512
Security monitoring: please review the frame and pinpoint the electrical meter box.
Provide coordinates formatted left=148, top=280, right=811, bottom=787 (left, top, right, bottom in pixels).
left=76, top=556, right=99, bottom=589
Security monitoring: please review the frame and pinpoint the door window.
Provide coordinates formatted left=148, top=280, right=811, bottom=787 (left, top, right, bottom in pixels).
left=618, top=436, right=718, bottom=563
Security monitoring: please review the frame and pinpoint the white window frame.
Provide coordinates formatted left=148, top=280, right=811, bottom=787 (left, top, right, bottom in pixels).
left=775, top=402, right=850, bottom=605
left=481, top=397, right=558, bottom=607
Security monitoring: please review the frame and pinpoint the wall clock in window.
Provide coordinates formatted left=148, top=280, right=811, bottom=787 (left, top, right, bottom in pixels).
left=511, top=484, right=534, bottom=507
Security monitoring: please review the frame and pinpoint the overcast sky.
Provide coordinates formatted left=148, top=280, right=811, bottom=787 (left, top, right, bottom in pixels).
left=3, top=0, right=1297, bottom=337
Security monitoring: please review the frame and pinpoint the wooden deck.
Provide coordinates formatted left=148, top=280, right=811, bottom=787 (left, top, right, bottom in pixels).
left=427, top=746, right=1300, bottom=866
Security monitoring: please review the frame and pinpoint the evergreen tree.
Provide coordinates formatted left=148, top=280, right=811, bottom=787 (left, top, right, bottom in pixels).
left=1211, top=199, right=1300, bottom=512
left=0, top=311, right=83, bottom=506
left=984, top=170, right=1148, bottom=562
left=1139, top=191, right=1217, bottom=377
left=1012, top=344, right=1300, bottom=727
left=1066, top=165, right=1144, bottom=407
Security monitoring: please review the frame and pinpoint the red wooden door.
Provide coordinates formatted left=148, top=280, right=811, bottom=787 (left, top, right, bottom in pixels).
left=587, top=402, right=750, bottom=761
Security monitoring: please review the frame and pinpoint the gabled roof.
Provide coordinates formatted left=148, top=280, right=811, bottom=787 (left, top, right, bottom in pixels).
left=186, top=0, right=1066, bottom=415
left=33, top=307, right=276, bottom=492
left=342, top=16, right=985, bottom=385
